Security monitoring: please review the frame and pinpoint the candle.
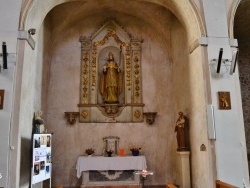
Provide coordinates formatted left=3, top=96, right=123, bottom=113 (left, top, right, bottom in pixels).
left=119, top=148, right=125, bottom=156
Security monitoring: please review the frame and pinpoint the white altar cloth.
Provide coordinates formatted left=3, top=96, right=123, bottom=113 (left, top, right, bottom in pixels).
left=76, top=156, right=147, bottom=178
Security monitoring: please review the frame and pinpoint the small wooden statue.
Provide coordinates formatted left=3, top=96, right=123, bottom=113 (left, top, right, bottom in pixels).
left=174, top=112, right=189, bottom=151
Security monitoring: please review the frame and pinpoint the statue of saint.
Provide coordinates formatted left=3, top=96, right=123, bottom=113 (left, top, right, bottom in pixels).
left=174, top=112, right=189, bottom=151
left=34, top=111, right=45, bottom=134
left=100, top=52, right=122, bottom=104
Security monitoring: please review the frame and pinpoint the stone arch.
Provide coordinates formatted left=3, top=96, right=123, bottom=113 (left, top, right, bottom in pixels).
left=228, top=0, right=241, bottom=38
left=20, top=0, right=205, bottom=44
left=17, top=0, right=211, bottom=187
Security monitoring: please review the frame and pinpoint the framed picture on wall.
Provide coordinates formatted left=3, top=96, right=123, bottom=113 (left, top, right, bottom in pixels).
left=218, top=91, right=231, bottom=110
left=0, top=90, right=4, bottom=109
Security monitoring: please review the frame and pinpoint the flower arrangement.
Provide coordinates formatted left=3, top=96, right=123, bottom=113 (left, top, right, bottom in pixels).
left=130, top=146, right=141, bottom=156
left=85, top=148, right=94, bottom=155
left=130, top=146, right=141, bottom=152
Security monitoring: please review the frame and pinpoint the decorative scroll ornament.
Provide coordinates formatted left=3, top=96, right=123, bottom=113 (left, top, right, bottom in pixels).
left=81, top=40, right=90, bottom=47
left=81, top=111, right=88, bottom=119
left=99, top=171, right=123, bottom=180
left=82, top=52, right=89, bottom=100
left=79, top=36, right=91, bottom=104
left=104, top=105, right=119, bottom=114
left=134, top=110, right=141, bottom=118
left=91, top=48, right=97, bottom=87
left=125, top=46, right=131, bottom=89
left=93, top=29, right=127, bottom=47
left=133, top=52, right=141, bottom=102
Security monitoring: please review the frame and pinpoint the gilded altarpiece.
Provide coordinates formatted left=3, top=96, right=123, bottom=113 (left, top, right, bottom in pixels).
left=78, top=20, right=144, bottom=123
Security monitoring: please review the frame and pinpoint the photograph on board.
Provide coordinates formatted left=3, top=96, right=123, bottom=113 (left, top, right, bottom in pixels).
left=46, top=152, right=51, bottom=163
left=46, top=165, right=50, bottom=174
left=34, top=162, right=40, bottom=175
left=34, top=136, right=40, bottom=148
left=41, top=135, right=47, bottom=145
left=46, top=135, right=51, bottom=147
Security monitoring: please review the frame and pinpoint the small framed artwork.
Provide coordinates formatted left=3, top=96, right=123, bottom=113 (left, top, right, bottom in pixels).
left=218, top=91, right=231, bottom=110
left=0, top=90, right=4, bottom=109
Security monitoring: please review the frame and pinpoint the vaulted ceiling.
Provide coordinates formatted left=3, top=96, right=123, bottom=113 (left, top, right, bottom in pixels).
left=46, top=1, right=174, bottom=38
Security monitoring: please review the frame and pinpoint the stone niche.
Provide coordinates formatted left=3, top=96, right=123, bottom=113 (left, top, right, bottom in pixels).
left=78, top=20, right=144, bottom=123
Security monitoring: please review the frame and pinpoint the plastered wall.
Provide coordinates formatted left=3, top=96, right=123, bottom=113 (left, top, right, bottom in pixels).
left=44, top=5, right=178, bottom=187
left=19, top=18, right=51, bottom=188
left=171, top=18, right=213, bottom=188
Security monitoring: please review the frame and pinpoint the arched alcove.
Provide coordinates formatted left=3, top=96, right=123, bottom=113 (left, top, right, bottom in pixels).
left=18, top=0, right=213, bottom=187
left=233, top=0, right=250, bottom=170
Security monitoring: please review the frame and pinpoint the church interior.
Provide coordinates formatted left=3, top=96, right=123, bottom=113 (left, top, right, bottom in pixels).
left=1, top=0, right=250, bottom=188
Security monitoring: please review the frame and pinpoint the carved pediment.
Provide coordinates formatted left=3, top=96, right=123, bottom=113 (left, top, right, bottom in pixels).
left=90, top=19, right=132, bottom=41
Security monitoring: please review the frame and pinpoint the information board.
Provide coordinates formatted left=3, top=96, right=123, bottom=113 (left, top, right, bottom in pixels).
left=31, top=134, right=52, bottom=185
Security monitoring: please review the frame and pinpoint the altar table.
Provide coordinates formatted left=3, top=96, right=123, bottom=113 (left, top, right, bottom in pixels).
left=76, top=156, right=147, bottom=187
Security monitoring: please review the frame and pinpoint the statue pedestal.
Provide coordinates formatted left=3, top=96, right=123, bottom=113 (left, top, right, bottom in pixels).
left=176, top=151, right=191, bottom=188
